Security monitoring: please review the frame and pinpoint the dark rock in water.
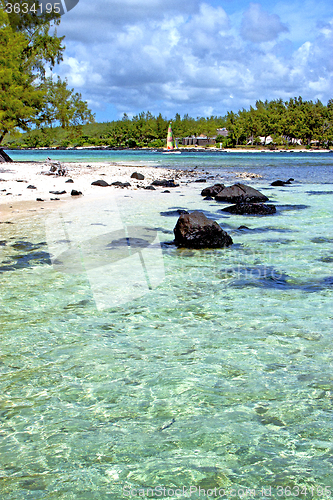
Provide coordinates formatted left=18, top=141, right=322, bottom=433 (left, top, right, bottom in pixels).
left=306, top=190, right=333, bottom=195
left=215, top=183, right=268, bottom=203
left=195, top=178, right=207, bottom=183
left=50, top=197, right=60, bottom=200
left=174, top=211, right=233, bottom=248
left=36, top=198, right=44, bottom=201
left=238, top=225, right=251, bottom=230
left=131, top=172, right=144, bottom=180
left=311, top=236, right=333, bottom=244
left=91, top=180, right=109, bottom=187
left=151, top=179, right=179, bottom=187
left=320, top=256, right=333, bottom=263
left=162, top=190, right=170, bottom=193
left=201, top=183, right=225, bottom=197
left=0, top=240, right=7, bottom=246
left=27, top=185, right=37, bottom=189
left=65, top=179, right=74, bottom=183
left=71, top=190, right=82, bottom=196
left=277, top=204, right=309, bottom=212
left=111, top=181, right=131, bottom=187
left=145, top=185, right=156, bottom=190
left=161, top=209, right=188, bottom=217
left=222, top=203, right=276, bottom=215
left=203, top=196, right=213, bottom=201
left=49, top=190, right=66, bottom=195
left=271, top=178, right=294, bottom=186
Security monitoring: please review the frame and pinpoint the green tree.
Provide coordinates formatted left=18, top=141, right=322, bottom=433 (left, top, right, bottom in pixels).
left=0, top=17, right=44, bottom=143
left=36, top=76, right=95, bottom=129
left=0, top=3, right=65, bottom=144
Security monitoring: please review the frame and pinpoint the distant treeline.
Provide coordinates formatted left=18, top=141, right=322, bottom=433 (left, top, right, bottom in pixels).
left=4, top=97, right=333, bottom=148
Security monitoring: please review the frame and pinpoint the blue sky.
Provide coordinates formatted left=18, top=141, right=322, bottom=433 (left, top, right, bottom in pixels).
left=54, top=0, right=333, bottom=122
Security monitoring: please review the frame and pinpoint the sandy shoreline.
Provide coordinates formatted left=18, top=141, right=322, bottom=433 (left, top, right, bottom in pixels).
left=0, top=161, right=208, bottom=222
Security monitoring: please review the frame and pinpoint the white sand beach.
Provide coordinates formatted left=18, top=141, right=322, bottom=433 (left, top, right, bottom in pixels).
left=0, top=161, right=199, bottom=221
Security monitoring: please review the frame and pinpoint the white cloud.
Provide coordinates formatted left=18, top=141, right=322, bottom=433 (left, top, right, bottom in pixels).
left=241, top=3, right=289, bottom=42
left=55, top=1, right=333, bottom=120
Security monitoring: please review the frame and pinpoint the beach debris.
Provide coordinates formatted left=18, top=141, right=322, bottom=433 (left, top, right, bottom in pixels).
left=221, top=203, right=276, bottom=215
left=42, top=158, right=67, bottom=176
left=16, top=180, right=27, bottom=183
left=174, top=211, right=233, bottom=248
left=233, top=172, right=262, bottom=179
left=151, top=179, right=179, bottom=188
left=131, top=172, right=145, bottom=180
left=65, top=179, right=74, bottom=183
left=71, top=190, right=82, bottom=196
left=159, top=418, right=176, bottom=431
left=201, top=183, right=225, bottom=197
left=27, top=185, right=37, bottom=189
left=49, top=190, right=66, bottom=195
left=215, top=183, right=268, bottom=203
left=91, top=180, right=109, bottom=186
left=271, top=178, right=294, bottom=186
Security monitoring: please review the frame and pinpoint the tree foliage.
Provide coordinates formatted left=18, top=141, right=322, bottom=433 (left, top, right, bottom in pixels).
left=3, top=97, right=333, bottom=149
left=0, top=2, right=94, bottom=145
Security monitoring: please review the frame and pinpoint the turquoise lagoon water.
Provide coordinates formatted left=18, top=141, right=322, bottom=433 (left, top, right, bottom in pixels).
left=0, top=153, right=333, bottom=499
left=5, top=149, right=333, bottom=184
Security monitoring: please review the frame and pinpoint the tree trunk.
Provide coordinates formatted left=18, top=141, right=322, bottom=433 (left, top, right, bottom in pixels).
left=0, top=149, right=13, bottom=162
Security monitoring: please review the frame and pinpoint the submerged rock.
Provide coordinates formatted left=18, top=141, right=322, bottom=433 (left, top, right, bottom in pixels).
left=151, top=179, right=179, bottom=187
left=221, top=203, right=276, bottom=215
left=161, top=209, right=188, bottom=217
left=174, top=211, right=233, bottom=248
left=215, top=183, right=268, bottom=203
left=201, top=183, right=225, bottom=197
left=271, top=178, right=294, bottom=186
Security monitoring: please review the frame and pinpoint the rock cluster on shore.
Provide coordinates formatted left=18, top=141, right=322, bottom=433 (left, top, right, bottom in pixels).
left=172, top=179, right=282, bottom=248
left=201, top=182, right=276, bottom=216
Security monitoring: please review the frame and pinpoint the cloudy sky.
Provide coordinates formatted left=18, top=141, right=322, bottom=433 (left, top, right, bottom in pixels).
left=54, top=0, right=333, bottom=122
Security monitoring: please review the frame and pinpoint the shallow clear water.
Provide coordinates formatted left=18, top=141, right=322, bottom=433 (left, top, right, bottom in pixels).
left=0, top=157, right=333, bottom=499
left=5, top=149, right=333, bottom=184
